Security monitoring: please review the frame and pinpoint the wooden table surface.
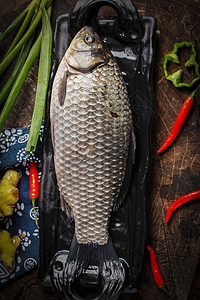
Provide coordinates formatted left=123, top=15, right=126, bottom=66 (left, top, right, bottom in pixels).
left=0, top=0, right=200, bottom=299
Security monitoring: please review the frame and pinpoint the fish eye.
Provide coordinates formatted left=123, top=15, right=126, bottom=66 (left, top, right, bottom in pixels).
left=85, top=34, right=95, bottom=44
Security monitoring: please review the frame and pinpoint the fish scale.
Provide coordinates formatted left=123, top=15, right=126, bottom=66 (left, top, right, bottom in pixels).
left=51, top=46, right=132, bottom=246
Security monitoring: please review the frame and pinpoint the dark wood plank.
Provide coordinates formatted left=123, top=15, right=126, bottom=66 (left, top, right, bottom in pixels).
left=0, top=0, right=200, bottom=299
left=146, top=0, right=200, bottom=298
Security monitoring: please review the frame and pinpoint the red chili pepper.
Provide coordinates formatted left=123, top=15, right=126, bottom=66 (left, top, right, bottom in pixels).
left=147, top=245, right=165, bottom=288
left=165, top=190, right=200, bottom=223
left=29, top=161, right=39, bottom=228
left=147, top=245, right=170, bottom=295
left=157, top=84, right=200, bottom=153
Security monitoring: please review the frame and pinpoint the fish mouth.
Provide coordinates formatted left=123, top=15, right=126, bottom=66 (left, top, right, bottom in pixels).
left=73, top=48, right=102, bottom=54
left=66, top=46, right=111, bottom=73
left=72, top=47, right=111, bottom=59
left=66, top=58, right=109, bottom=74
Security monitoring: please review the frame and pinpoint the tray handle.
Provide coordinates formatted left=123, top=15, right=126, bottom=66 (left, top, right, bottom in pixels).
left=70, top=0, right=143, bottom=43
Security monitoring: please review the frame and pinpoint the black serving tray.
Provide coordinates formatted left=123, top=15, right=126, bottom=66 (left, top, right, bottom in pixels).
left=38, top=0, right=157, bottom=298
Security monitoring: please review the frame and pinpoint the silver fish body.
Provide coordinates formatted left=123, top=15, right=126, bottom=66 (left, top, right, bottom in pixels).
left=50, top=27, right=133, bottom=246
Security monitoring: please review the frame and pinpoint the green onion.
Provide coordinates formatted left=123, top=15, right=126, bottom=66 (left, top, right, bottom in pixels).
left=4, top=0, right=41, bottom=59
left=0, top=11, right=37, bottom=106
left=0, top=9, right=42, bottom=76
left=0, top=0, right=53, bottom=154
left=0, top=32, right=42, bottom=133
left=0, top=34, right=35, bottom=106
left=0, top=7, right=28, bottom=43
left=26, top=5, right=52, bottom=153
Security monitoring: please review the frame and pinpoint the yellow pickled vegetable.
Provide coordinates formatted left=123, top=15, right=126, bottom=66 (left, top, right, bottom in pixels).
left=0, top=170, right=19, bottom=217
left=0, top=230, right=21, bottom=269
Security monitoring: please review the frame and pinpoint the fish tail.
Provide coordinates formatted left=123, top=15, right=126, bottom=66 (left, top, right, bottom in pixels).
left=63, top=234, right=126, bottom=299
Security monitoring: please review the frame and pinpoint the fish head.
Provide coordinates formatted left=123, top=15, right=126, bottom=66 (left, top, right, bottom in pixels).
left=66, top=26, right=112, bottom=73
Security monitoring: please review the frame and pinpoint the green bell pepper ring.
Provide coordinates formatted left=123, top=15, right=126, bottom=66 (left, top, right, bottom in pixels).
left=163, top=41, right=200, bottom=88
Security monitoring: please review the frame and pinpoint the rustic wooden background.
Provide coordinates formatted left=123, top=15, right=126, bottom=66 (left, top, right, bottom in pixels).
left=0, top=0, right=200, bottom=299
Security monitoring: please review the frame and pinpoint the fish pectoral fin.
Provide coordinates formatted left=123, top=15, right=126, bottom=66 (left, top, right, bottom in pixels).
left=60, top=193, right=74, bottom=221
left=131, top=128, right=136, bottom=164
left=58, top=70, right=67, bottom=106
left=113, top=128, right=136, bottom=212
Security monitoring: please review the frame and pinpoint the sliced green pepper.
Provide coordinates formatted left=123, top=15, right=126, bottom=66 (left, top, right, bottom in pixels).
left=163, top=41, right=200, bottom=88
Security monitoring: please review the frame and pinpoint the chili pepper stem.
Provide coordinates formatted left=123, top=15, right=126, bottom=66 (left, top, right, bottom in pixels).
left=32, top=198, right=39, bottom=229
left=189, top=83, right=200, bottom=99
left=159, top=285, right=171, bottom=296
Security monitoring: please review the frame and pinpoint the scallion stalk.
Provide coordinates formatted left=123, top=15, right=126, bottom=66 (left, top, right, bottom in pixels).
left=0, top=9, right=42, bottom=76
left=0, top=0, right=53, bottom=154
left=0, top=7, right=28, bottom=43
left=0, top=11, right=38, bottom=106
left=25, top=5, right=52, bottom=153
left=4, top=0, right=41, bottom=59
left=0, top=34, right=35, bottom=106
left=0, top=32, right=42, bottom=133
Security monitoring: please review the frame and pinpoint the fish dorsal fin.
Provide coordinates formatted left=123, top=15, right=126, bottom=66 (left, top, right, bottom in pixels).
left=60, top=192, right=74, bottom=221
left=58, top=70, right=68, bottom=106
